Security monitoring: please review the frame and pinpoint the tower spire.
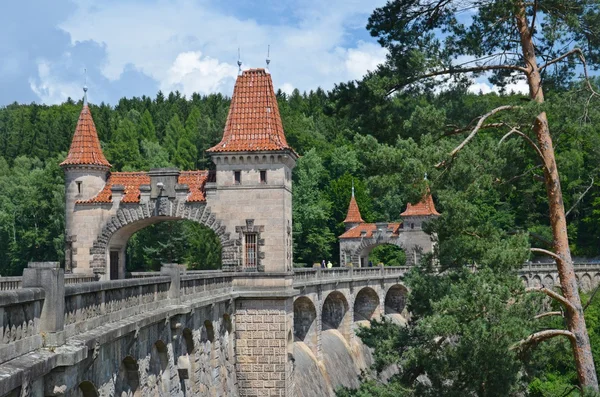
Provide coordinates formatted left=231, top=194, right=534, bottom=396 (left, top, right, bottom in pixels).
left=237, top=48, right=242, bottom=75
left=83, top=68, right=88, bottom=106
left=266, top=44, right=271, bottom=71
left=352, top=179, right=355, bottom=197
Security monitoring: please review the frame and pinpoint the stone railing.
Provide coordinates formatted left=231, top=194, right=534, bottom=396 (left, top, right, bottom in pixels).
left=63, top=276, right=172, bottom=338
left=292, top=266, right=406, bottom=287
left=180, top=272, right=233, bottom=299
left=0, top=273, right=99, bottom=291
left=0, top=287, right=45, bottom=365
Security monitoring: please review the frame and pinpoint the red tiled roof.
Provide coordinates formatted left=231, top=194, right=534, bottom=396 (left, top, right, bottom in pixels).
left=178, top=171, right=209, bottom=202
left=344, top=196, right=364, bottom=223
left=60, top=105, right=111, bottom=168
left=208, top=69, right=293, bottom=153
left=400, top=192, right=440, bottom=217
left=79, top=170, right=209, bottom=204
left=340, top=223, right=402, bottom=239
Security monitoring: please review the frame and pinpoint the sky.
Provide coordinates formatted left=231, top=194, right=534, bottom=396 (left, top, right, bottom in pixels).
left=0, top=0, right=394, bottom=106
left=0, top=0, right=529, bottom=106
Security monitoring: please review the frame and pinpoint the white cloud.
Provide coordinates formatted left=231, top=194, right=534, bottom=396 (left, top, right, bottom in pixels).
left=344, top=41, right=387, bottom=80
left=468, top=78, right=529, bottom=95
left=58, top=0, right=388, bottom=101
left=162, top=51, right=238, bottom=97
left=279, top=83, right=295, bottom=95
left=29, top=60, right=82, bottom=104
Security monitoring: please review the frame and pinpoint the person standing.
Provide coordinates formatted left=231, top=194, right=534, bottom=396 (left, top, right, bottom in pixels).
left=326, top=260, right=333, bottom=268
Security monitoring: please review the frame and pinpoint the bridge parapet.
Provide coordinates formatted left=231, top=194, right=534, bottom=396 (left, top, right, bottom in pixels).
left=0, top=287, right=45, bottom=365
left=292, top=266, right=407, bottom=288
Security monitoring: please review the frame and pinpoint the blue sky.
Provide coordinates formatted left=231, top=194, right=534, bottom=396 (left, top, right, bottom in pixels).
left=0, top=0, right=391, bottom=106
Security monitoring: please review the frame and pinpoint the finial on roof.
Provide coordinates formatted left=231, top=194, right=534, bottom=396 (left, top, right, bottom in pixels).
left=352, top=179, right=355, bottom=197
left=266, top=44, right=271, bottom=71
left=424, top=172, right=428, bottom=181
left=237, top=48, right=242, bottom=75
left=83, top=68, right=88, bottom=106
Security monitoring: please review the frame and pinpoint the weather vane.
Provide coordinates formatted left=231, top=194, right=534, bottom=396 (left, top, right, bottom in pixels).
left=237, top=48, right=242, bottom=75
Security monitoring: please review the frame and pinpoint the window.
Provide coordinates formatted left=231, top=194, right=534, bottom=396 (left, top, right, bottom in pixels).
left=410, top=223, right=415, bottom=230
left=76, top=181, right=82, bottom=194
left=260, top=170, right=267, bottom=184
left=234, top=171, right=241, bottom=185
left=244, top=233, right=257, bottom=269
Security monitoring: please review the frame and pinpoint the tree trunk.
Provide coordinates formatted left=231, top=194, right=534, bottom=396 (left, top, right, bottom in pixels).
left=515, top=3, right=599, bottom=390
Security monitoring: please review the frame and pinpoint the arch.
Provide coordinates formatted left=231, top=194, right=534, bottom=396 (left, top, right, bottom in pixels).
left=222, top=314, right=232, bottom=335
left=178, top=328, right=196, bottom=396
left=349, top=239, right=414, bottom=268
left=322, top=291, right=350, bottom=340
left=89, top=201, right=238, bottom=278
left=543, top=275, right=555, bottom=289
left=532, top=275, right=542, bottom=288
left=581, top=273, right=592, bottom=292
left=77, top=381, right=99, bottom=397
left=293, top=296, right=317, bottom=346
left=149, top=340, right=170, bottom=396
left=520, top=276, right=528, bottom=287
left=354, top=287, right=380, bottom=321
left=385, top=284, right=408, bottom=315
left=203, top=320, right=215, bottom=343
left=115, top=356, right=141, bottom=397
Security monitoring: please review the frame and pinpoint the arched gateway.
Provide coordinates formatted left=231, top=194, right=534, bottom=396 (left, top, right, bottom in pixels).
left=339, top=185, right=439, bottom=267
left=62, top=69, right=297, bottom=279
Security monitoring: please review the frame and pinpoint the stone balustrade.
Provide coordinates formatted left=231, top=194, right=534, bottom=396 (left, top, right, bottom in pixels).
left=0, top=273, right=99, bottom=291
left=63, top=276, right=172, bottom=339
left=0, top=287, right=45, bottom=364
left=292, top=266, right=406, bottom=287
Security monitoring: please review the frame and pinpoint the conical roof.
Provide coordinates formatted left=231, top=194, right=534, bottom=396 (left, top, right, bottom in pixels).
left=401, top=190, right=440, bottom=217
left=208, top=68, right=293, bottom=153
left=60, top=104, right=111, bottom=168
left=344, top=195, right=365, bottom=223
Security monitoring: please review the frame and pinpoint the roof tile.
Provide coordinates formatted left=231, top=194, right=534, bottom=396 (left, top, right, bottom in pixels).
left=79, top=170, right=209, bottom=204
left=400, top=191, right=440, bottom=217
left=60, top=105, right=111, bottom=168
left=344, top=195, right=365, bottom=223
left=339, top=223, right=402, bottom=239
left=208, top=69, right=294, bottom=153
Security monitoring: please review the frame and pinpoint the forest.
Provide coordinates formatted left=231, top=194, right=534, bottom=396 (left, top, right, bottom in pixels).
left=1, top=0, right=600, bottom=395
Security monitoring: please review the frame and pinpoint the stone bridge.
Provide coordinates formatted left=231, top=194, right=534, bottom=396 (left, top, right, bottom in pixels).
left=0, top=263, right=406, bottom=397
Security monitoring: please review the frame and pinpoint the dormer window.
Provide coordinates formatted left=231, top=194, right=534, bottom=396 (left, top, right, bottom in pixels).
left=234, top=171, right=241, bottom=185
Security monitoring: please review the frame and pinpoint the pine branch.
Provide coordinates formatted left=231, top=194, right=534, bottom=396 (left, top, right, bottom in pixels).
left=534, top=311, right=563, bottom=320
left=435, top=106, right=520, bottom=168
left=526, top=286, right=576, bottom=313
left=566, top=177, right=594, bottom=217
left=530, top=247, right=561, bottom=261
left=512, top=329, right=575, bottom=350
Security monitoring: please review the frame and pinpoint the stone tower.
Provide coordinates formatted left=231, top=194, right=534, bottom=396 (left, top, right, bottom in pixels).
left=206, top=68, right=298, bottom=273
left=60, top=89, right=111, bottom=274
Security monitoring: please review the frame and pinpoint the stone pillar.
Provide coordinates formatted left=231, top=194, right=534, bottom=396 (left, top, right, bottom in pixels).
left=233, top=274, right=296, bottom=397
left=22, top=262, right=65, bottom=347
left=161, top=263, right=181, bottom=301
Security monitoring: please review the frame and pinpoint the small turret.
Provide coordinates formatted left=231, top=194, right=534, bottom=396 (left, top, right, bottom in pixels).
left=61, top=86, right=110, bottom=272
left=400, top=185, right=440, bottom=230
left=343, top=184, right=364, bottom=231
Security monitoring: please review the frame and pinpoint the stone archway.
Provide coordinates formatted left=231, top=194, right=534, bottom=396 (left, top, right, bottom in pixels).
left=385, top=284, right=408, bottom=315
left=354, top=287, right=380, bottom=322
left=322, top=291, right=351, bottom=341
left=77, top=381, right=99, bottom=397
left=115, top=356, right=141, bottom=397
left=89, top=201, right=239, bottom=278
left=294, top=296, right=318, bottom=355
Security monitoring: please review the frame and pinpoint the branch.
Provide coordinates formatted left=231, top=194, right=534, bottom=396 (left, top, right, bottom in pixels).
left=435, top=106, right=519, bottom=168
left=583, top=283, right=600, bottom=312
left=529, top=0, right=538, bottom=38
left=499, top=126, right=545, bottom=162
left=530, top=247, right=561, bottom=261
left=512, top=329, right=575, bottom=350
left=565, top=177, right=594, bottom=217
left=388, top=64, right=528, bottom=95
left=526, top=287, right=576, bottom=312
left=534, top=311, right=563, bottom=320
